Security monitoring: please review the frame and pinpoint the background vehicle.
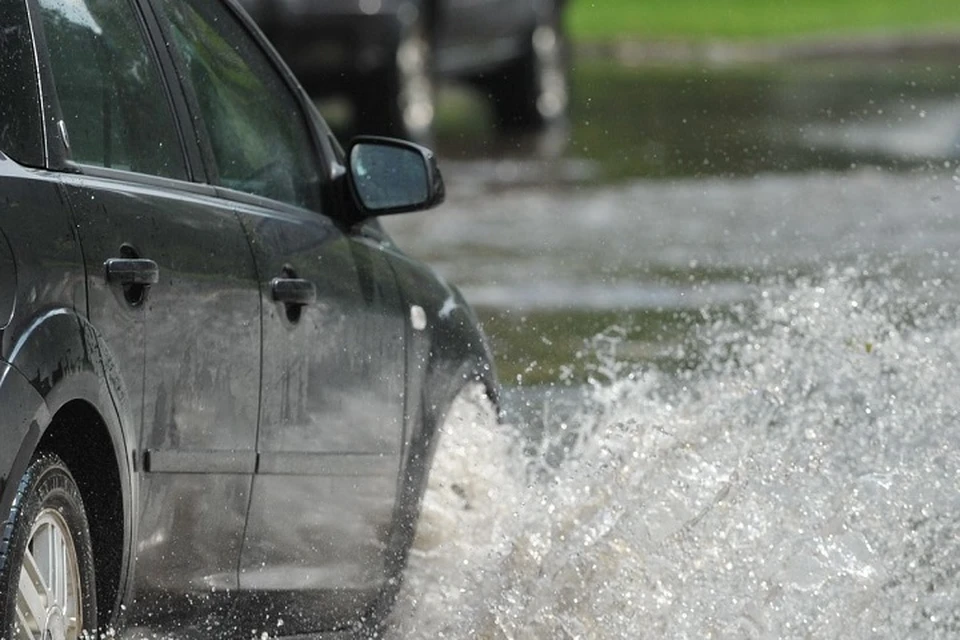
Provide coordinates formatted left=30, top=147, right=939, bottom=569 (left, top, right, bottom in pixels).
left=239, top=0, right=571, bottom=143
left=0, top=0, right=497, bottom=637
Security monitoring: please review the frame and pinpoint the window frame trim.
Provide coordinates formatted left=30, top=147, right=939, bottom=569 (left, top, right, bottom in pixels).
left=138, top=0, right=223, bottom=187
left=59, top=163, right=219, bottom=198
left=133, top=0, right=209, bottom=183
left=0, top=0, right=48, bottom=168
left=27, top=0, right=199, bottom=184
left=25, top=0, right=68, bottom=172
left=142, top=0, right=341, bottom=216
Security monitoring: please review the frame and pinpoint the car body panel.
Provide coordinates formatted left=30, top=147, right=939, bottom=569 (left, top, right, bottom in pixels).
left=0, top=361, right=49, bottom=515
left=431, top=0, right=536, bottom=76
left=0, top=0, right=44, bottom=169
left=0, top=161, right=105, bottom=457
left=379, top=237, right=498, bottom=438
left=149, top=0, right=407, bottom=605
left=0, top=156, right=138, bottom=621
left=233, top=199, right=406, bottom=603
left=58, top=171, right=262, bottom=598
left=0, top=160, right=86, bottom=363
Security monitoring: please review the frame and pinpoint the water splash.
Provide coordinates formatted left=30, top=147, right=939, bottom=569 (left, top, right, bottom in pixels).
left=387, top=269, right=960, bottom=639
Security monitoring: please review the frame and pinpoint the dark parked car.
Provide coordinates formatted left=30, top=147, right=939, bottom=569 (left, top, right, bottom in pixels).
left=0, top=0, right=498, bottom=637
left=239, top=0, right=571, bottom=142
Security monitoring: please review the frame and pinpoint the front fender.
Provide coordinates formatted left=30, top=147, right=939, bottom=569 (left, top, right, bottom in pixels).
left=0, top=307, right=136, bottom=602
left=376, top=255, right=499, bottom=594
left=5, top=308, right=131, bottom=430
left=387, top=250, right=500, bottom=463
left=421, top=284, right=500, bottom=428
left=0, top=360, right=50, bottom=518
left=1, top=307, right=100, bottom=516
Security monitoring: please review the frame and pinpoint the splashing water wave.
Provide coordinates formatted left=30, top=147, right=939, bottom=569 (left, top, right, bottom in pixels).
left=387, top=271, right=960, bottom=639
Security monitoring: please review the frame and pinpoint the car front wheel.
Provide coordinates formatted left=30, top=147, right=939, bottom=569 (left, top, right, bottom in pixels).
left=0, top=454, right=97, bottom=640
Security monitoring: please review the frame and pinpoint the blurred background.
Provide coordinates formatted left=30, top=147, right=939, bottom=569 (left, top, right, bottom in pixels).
left=240, top=0, right=960, bottom=397
left=318, top=0, right=960, bottom=391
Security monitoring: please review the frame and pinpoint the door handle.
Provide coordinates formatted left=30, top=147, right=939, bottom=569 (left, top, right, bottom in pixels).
left=271, top=277, right=316, bottom=306
left=105, top=258, right=160, bottom=286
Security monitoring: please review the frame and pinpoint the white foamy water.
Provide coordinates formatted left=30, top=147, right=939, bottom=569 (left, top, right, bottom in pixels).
left=386, top=271, right=960, bottom=639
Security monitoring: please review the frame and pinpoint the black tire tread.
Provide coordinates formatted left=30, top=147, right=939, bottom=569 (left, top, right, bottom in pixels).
left=0, top=453, right=98, bottom=639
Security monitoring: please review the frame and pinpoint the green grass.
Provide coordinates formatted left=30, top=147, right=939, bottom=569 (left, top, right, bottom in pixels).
left=567, top=0, right=960, bottom=41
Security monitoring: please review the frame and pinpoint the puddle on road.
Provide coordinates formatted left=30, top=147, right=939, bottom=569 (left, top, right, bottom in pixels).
left=565, top=57, right=960, bottom=180
left=384, top=167, right=960, bottom=385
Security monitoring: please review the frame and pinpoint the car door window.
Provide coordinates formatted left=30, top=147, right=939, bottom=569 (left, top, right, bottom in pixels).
left=0, top=0, right=43, bottom=167
left=155, top=0, right=321, bottom=210
left=37, top=0, right=187, bottom=179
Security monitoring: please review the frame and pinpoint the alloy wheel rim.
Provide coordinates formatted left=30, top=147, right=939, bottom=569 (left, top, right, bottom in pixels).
left=15, top=509, right=83, bottom=640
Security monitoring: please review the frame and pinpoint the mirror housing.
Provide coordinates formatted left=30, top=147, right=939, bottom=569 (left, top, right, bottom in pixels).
left=346, top=136, right=445, bottom=218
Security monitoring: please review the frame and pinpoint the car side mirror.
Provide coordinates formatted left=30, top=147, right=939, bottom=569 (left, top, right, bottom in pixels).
left=346, top=137, right=445, bottom=217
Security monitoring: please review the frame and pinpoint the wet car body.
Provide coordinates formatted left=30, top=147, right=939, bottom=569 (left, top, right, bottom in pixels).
left=241, top=0, right=570, bottom=139
left=0, top=0, right=497, bottom=637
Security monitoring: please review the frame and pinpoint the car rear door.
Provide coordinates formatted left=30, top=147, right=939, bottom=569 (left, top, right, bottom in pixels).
left=149, top=0, right=408, bottom=610
left=33, top=0, right=261, bottom=603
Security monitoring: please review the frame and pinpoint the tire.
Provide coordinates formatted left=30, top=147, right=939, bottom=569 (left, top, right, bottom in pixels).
left=0, top=454, right=98, bottom=640
left=484, top=7, right=571, bottom=133
left=354, top=16, right=436, bottom=146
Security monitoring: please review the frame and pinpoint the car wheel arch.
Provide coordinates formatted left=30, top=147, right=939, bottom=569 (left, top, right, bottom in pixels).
left=1, top=398, right=133, bottom=637
left=35, top=399, right=129, bottom=632
left=2, top=309, right=136, bottom=632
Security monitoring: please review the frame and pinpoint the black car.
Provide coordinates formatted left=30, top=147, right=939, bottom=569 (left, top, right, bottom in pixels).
left=0, top=0, right=498, bottom=637
left=239, top=0, right=571, bottom=142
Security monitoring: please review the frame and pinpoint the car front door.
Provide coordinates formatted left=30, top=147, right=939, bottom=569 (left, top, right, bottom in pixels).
left=150, top=0, right=408, bottom=611
left=35, top=0, right=261, bottom=605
